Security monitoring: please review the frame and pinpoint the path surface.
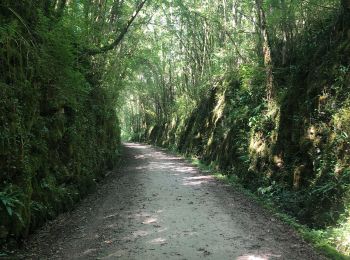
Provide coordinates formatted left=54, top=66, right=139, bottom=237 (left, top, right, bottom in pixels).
left=20, top=143, right=324, bottom=259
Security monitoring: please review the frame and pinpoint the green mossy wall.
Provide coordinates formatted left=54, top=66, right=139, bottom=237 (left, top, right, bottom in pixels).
left=0, top=3, right=120, bottom=243
left=138, top=16, right=350, bottom=229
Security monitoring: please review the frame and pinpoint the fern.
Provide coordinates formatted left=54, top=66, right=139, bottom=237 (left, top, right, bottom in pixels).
left=0, top=186, right=24, bottom=225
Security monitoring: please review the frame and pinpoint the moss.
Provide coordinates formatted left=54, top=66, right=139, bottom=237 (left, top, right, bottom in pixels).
left=137, top=10, right=350, bottom=256
left=0, top=3, right=121, bottom=245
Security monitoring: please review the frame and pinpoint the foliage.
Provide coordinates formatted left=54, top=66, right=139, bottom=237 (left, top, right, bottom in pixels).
left=0, top=186, right=25, bottom=227
left=0, top=0, right=145, bottom=244
left=2, top=0, right=350, bottom=257
left=122, top=0, right=350, bottom=256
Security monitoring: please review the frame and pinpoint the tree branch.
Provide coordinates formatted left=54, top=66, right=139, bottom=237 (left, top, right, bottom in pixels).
left=84, top=0, right=148, bottom=56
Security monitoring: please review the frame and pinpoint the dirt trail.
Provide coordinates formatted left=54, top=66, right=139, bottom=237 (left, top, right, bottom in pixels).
left=19, top=143, right=325, bottom=259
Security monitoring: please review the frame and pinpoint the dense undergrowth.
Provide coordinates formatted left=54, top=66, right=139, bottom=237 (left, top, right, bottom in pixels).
left=131, top=9, right=350, bottom=256
left=0, top=2, right=121, bottom=246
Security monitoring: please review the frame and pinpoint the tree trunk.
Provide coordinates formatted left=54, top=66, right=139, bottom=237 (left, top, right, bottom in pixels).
left=342, top=0, right=350, bottom=22
left=340, top=0, right=350, bottom=35
left=342, top=0, right=350, bottom=10
left=280, top=0, right=291, bottom=65
left=255, top=0, right=274, bottom=102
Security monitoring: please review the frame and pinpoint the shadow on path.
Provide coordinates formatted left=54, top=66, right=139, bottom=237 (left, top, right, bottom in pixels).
left=19, top=143, right=324, bottom=260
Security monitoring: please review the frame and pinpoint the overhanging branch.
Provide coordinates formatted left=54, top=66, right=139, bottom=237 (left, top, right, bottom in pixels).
left=85, top=0, right=148, bottom=56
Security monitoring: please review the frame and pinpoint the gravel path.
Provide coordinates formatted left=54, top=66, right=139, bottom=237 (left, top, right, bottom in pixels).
left=19, top=143, right=325, bottom=259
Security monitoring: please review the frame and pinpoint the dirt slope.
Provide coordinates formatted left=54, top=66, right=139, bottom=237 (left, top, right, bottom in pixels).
left=17, top=143, right=325, bottom=259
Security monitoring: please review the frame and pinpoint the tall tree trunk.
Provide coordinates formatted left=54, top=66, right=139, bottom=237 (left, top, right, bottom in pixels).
left=280, top=0, right=291, bottom=65
left=342, top=0, right=350, bottom=10
left=255, top=0, right=274, bottom=102
left=339, top=0, right=350, bottom=36
left=342, top=0, right=350, bottom=20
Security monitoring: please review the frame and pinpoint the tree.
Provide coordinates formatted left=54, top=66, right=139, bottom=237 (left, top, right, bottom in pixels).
left=255, top=0, right=274, bottom=102
left=85, top=0, right=148, bottom=55
left=341, top=0, right=350, bottom=29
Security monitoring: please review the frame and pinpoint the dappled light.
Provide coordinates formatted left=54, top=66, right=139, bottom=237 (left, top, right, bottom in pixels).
left=134, top=154, right=147, bottom=159
left=182, top=176, right=214, bottom=186
left=163, top=157, right=184, bottom=160
left=135, top=166, right=148, bottom=170
left=174, top=166, right=198, bottom=173
left=82, top=248, right=99, bottom=257
left=182, top=181, right=206, bottom=186
left=149, top=237, right=167, bottom=245
left=142, top=217, right=158, bottom=224
left=4, top=0, right=350, bottom=258
left=18, top=135, right=325, bottom=259
left=131, top=230, right=149, bottom=238
left=103, top=213, right=120, bottom=220
left=236, top=254, right=280, bottom=260
left=124, top=143, right=149, bottom=149
left=184, top=176, right=214, bottom=180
